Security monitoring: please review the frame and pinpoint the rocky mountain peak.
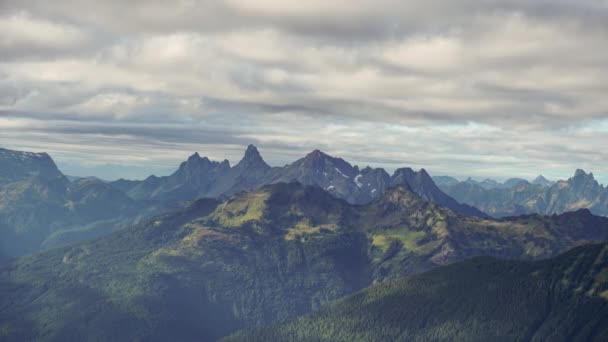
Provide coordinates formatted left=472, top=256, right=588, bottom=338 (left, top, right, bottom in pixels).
left=299, top=149, right=355, bottom=176
left=573, top=169, right=593, bottom=180
left=185, top=153, right=210, bottom=165
left=186, top=152, right=213, bottom=165
left=304, top=149, right=329, bottom=161
left=393, top=168, right=433, bottom=185
left=244, top=144, right=261, bottom=159
left=235, top=144, right=270, bottom=170
left=532, top=174, right=553, bottom=187
left=418, top=168, right=432, bottom=180
left=393, top=167, right=415, bottom=176
left=568, top=169, right=599, bottom=192
left=0, top=147, right=64, bottom=183
left=176, top=152, right=230, bottom=179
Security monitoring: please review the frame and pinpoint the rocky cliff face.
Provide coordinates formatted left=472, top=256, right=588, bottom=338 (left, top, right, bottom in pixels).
left=0, top=148, right=64, bottom=184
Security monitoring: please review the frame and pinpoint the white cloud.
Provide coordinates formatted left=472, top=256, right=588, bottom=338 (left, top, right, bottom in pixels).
left=0, top=11, right=93, bottom=60
left=0, top=0, right=607, bottom=182
left=383, top=36, right=466, bottom=72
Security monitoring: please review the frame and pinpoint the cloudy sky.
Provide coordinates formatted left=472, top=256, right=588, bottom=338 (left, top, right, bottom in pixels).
left=1, top=1, right=607, bottom=183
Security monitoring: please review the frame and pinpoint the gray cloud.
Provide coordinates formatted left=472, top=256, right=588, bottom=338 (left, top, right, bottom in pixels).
left=0, top=1, right=607, bottom=182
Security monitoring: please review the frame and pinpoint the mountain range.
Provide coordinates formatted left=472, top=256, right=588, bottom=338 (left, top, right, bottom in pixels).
left=0, top=148, right=167, bottom=258
left=3, top=144, right=608, bottom=260
left=434, top=174, right=555, bottom=190
left=437, top=169, right=608, bottom=218
left=2, top=181, right=608, bottom=341
left=112, top=145, right=486, bottom=217
left=1, top=145, right=487, bottom=258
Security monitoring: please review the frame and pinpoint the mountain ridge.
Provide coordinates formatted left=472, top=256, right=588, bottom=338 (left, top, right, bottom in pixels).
left=0, top=147, right=175, bottom=258
left=2, top=181, right=608, bottom=341
left=112, top=145, right=487, bottom=217
left=0, top=147, right=64, bottom=184
left=439, top=169, right=608, bottom=218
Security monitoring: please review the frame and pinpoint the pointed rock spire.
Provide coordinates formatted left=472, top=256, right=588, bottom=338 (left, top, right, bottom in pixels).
left=187, top=152, right=201, bottom=161
left=418, top=168, right=432, bottom=180
left=574, top=169, right=588, bottom=178
left=235, top=144, right=270, bottom=170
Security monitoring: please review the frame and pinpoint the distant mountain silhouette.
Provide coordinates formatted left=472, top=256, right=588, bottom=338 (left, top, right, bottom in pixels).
left=113, top=145, right=487, bottom=217
left=438, top=169, right=608, bottom=217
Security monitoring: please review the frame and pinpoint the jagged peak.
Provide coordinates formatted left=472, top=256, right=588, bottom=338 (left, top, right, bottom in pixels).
left=187, top=152, right=202, bottom=161
left=574, top=169, right=590, bottom=177
left=572, top=169, right=595, bottom=180
left=392, top=167, right=431, bottom=180
left=244, top=144, right=260, bottom=157
left=235, top=144, right=270, bottom=170
left=246, top=144, right=258, bottom=152
left=392, top=167, right=415, bottom=177
left=184, top=152, right=235, bottom=167
left=177, top=152, right=231, bottom=176
left=418, top=168, right=431, bottom=179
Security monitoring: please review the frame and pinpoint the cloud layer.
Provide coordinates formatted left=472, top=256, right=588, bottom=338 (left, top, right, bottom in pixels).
left=1, top=1, right=607, bottom=182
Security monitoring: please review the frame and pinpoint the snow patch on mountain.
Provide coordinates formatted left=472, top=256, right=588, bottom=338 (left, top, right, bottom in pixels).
left=335, top=168, right=349, bottom=178
left=355, top=174, right=363, bottom=188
